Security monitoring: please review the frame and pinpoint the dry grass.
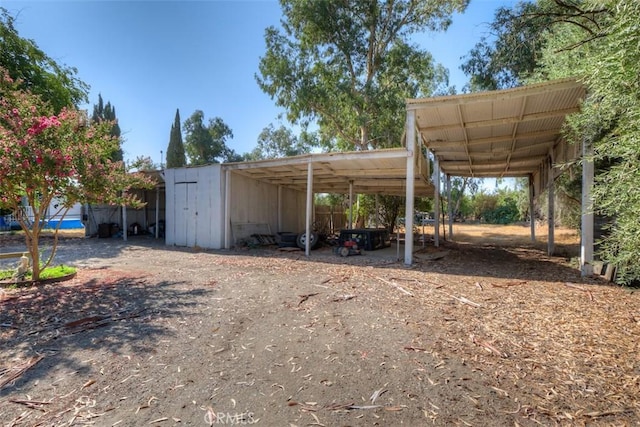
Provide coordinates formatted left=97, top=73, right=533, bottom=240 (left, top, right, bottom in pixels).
left=449, top=222, right=579, bottom=246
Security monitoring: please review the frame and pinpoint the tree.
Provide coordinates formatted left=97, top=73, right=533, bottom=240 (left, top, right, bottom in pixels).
left=465, top=0, right=640, bottom=282
left=91, top=94, right=123, bottom=162
left=246, top=124, right=316, bottom=160
left=0, top=8, right=88, bottom=111
left=450, top=177, right=480, bottom=220
left=0, top=70, right=152, bottom=281
left=166, top=109, right=186, bottom=168
left=471, top=189, right=521, bottom=224
left=256, top=0, right=467, bottom=151
left=460, top=0, right=608, bottom=92
left=129, top=155, right=160, bottom=172
left=562, top=0, right=640, bottom=283
left=460, top=1, right=552, bottom=91
left=183, top=110, right=234, bottom=165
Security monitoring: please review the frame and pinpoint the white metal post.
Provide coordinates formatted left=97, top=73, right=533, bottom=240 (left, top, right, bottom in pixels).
left=224, top=169, right=231, bottom=249
left=305, top=162, right=314, bottom=256
left=433, top=156, right=440, bottom=248
left=447, top=174, right=453, bottom=239
left=277, top=185, right=283, bottom=233
left=155, top=185, right=160, bottom=239
left=547, top=154, right=555, bottom=256
left=581, top=139, right=594, bottom=276
left=122, top=205, right=127, bottom=241
left=529, top=174, right=535, bottom=242
left=404, top=110, right=416, bottom=265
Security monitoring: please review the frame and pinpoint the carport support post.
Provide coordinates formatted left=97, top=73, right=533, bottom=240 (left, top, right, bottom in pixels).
left=581, top=138, right=594, bottom=276
left=529, top=174, right=535, bottom=242
left=224, top=169, right=231, bottom=249
left=305, top=162, right=314, bottom=256
left=122, top=204, right=127, bottom=241
left=446, top=174, right=453, bottom=239
left=404, top=110, right=416, bottom=265
left=433, top=156, right=440, bottom=248
left=277, top=185, right=283, bottom=232
left=155, top=185, right=160, bottom=239
left=547, top=154, right=555, bottom=256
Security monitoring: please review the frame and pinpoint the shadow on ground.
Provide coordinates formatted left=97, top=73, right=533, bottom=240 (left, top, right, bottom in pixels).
left=0, top=270, right=214, bottom=397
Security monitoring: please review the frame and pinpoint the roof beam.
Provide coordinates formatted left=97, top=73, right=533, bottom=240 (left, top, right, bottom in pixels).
left=502, top=96, right=528, bottom=177
left=424, top=129, right=561, bottom=149
left=224, top=148, right=410, bottom=171
left=456, top=103, right=474, bottom=176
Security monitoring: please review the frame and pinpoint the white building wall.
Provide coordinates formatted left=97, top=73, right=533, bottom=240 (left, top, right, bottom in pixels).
left=229, top=172, right=305, bottom=236
left=279, top=184, right=306, bottom=233
left=165, top=165, right=306, bottom=249
left=165, top=165, right=224, bottom=249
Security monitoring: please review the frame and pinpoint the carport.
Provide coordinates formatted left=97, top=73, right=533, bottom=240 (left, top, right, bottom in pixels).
left=405, top=78, right=592, bottom=274
left=222, top=146, right=434, bottom=261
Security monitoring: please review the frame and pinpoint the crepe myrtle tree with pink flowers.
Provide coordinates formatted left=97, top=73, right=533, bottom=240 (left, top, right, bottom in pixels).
left=0, top=71, right=153, bottom=281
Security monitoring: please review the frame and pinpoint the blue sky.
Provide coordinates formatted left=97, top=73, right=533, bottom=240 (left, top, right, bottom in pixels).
left=2, top=0, right=517, bottom=167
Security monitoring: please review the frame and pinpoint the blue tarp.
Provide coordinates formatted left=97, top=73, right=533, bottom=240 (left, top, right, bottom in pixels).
left=45, top=219, right=84, bottom=230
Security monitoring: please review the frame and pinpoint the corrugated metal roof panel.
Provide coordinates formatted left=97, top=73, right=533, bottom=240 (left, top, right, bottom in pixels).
left=410, top=78, right=586, bottom=181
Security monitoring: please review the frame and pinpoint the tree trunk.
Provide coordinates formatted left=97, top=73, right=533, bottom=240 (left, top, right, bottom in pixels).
left=453, top=177, right=469, bottom=218
left=360, top=126, right=368, bottom=150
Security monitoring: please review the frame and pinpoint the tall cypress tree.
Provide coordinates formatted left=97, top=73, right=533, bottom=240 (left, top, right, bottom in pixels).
left=91, top=94, right=123, bottom=162
left=166, top=108, right=186, bottom=168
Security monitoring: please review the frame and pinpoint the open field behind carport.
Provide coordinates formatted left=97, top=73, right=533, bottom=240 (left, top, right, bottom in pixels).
left=1, top=225, right=638, bottom=426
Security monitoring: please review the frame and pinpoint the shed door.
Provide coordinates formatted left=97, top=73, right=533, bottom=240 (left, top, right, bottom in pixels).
left=174, top=182, right=197, bottom=247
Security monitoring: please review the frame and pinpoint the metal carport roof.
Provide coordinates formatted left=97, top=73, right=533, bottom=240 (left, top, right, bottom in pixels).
left=223, top=147, right=434, bottom=197
left=407, top=78, right=586, bottom=182
left=404, top=77, right=593, bottom=275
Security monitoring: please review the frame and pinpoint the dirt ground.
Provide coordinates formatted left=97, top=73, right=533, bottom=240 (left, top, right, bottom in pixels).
left=1, top=224, right=639, bottom=426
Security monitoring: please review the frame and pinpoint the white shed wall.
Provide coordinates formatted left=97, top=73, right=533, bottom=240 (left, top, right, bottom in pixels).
left=229, top=172, right=305, bottom=236
left=165, top=165, right=224, bottom=249
left=165, top=165, right=306, bottom=249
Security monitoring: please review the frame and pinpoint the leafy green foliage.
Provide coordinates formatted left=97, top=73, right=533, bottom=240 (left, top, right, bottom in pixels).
left=460, top=1, right=553, bottom=91
left=257, top=0, right=467, bottom=151
left=517, top=0, right=640, bottom=282
left=579, top=0, right=640, bottom=283
left=166, top=109, right=186, bottom=168
left=0, top=8, right=88, bottom=111
left=245, top=124, right=317, bottom=160
left=0, top=70, right=152, bottom=280
left=183, top=111, right=236, bottom=165
left=461, top=0, right=640, bottom=283
left=472, top=189, right=522, bottom=224
left=128, top=155, right=159, bottom=172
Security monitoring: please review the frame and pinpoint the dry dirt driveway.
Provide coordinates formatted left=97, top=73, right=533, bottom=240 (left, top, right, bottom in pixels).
left=1, top=235, right=639, bottom=426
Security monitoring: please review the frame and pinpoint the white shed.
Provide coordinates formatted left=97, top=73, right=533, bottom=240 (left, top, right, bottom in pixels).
left=164, top=164, right=306, bottom=249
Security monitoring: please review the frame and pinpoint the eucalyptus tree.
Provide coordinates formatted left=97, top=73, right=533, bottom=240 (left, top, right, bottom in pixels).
left=183, top=110, right=234, bottom=165
left=246, top=124, right=316, bottom=160
left=257, top=0, right=468, bottom=151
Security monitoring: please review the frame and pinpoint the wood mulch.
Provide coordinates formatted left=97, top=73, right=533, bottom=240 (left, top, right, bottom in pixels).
left=0, top=233, right=638, bottom=426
